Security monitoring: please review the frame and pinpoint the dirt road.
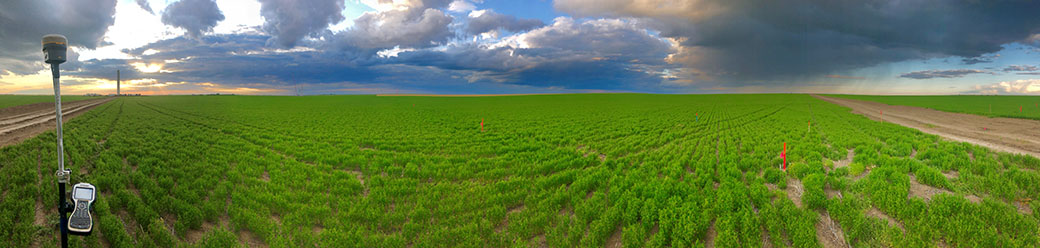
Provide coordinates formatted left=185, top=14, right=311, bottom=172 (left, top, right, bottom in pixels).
left=814, top=95, right=1040, bottom=158
left=0, top=97, right=112, bottom=148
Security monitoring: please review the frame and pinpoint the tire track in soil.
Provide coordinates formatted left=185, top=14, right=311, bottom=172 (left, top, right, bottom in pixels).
left=814, top=95, right=1040, bottom=158
left=1, top=98, right=113, bottom=148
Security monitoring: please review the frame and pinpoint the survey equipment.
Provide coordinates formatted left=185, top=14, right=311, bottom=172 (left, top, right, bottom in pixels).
left=44, top=34, right=95, bottom=248
left=68, top=183, right=96, bottom=234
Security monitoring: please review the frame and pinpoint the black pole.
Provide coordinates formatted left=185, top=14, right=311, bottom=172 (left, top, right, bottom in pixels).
left=58, top=181, right=68, bottom=248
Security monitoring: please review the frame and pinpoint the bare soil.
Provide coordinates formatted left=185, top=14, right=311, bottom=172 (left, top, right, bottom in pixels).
left=116, top=210, right=139, bottom=237
left=605, top=225, right=623, bottom=248
left=761, top=224, right=774, bottom=248
left=705, top=220, right=717, bottom=248
left=832, top=149, right=855, bottom=169
left=908, top=174, right=951, bottom=201
left=1014, top=201, right=1033, bottom=215
left=815, top=211, right=849, bottom=248
left=183, top=221, right=214, bottom=244
left=786, top=178, right=805, bottom=208
left=238, top=229, right=268, bottom=248
left=814, top=95, right=1040, bottom=158
left=0, top=98, right=112, bottom=147
left=824, top=185, right=843, bottom=199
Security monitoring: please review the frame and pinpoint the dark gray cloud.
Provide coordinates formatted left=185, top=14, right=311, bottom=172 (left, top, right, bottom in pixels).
left=162, top=0, right=225, bottom=39
left=899, top=69, right=992, bottom=79
left=962, top=54, right=999, bottom=65
left=1003, top=65, right=1039, bottom=72
left=522, top=18, right=672, bottom=63
left=555, top=0, right=1040, bottom=84
left=136, top=0, right=154, bottom=14
left=0, top=0, right=117, bottom=74
left=73, top=34, right=380, bottom=87
left=72, top=42, right=470, bottom=94
left=67, top=15, right=676, bottom=94
left=825, top=75, right=865, bottom=80
left=465, top=10, right=544, bottom=35
left=391, top=17, right=675, bottom=89
left=328, top=8, right=454, bottom=52
left=259, top=0, right=345, bottom=47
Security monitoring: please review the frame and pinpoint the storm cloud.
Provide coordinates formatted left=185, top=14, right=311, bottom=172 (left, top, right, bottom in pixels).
left=69, top=15, right=678, bottom=93
left=1003, top=65, right=1040, bottom=72
left=899, top=69, right=992, bottom=79
left=136, top=0, right=154, bottom=14
left=162, top=0, right=225, bottom=39
left=555, top=0, right=1040, bottom=83
left=465, top=10, right=544, bottom=35
left=259, top=0, right=345, bottom=47
left=8, top=0, right=1040, bottom=94
left=0, top=0, right=117, bottom=74
left=329, top=8, right=454, bottom=52
left=393, top=17, right=676, bottom=89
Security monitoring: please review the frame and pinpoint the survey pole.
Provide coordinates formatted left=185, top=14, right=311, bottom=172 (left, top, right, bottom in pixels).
left=51, top=64, right=65, bottom=175
left=53, top=65, right=69, bottom=248
left=44, top=34, right=73, bottom=248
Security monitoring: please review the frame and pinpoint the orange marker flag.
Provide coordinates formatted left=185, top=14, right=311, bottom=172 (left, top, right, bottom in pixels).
left=480, top=118, right=484, bottom=132
left=781, top=143, right=787, bottom=171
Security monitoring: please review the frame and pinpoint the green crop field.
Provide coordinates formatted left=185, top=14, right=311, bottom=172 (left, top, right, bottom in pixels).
left=0, top=95, right=102, bottom=109
left=1, top=94, right=1038, bottom=247
left=830, top=95, right=1040, bottom=120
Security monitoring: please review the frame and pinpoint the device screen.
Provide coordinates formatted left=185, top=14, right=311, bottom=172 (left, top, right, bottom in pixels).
left=74, top=188, right=93, bottom=200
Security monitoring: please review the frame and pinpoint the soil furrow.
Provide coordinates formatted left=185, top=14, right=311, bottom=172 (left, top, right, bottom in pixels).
left=0, top=98, right=113, bottom=147
left=814, top=95, right=1040, bottom=158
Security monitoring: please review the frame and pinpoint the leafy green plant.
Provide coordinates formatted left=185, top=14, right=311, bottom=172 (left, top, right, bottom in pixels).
left=0, top=94, right=1036, bottom=247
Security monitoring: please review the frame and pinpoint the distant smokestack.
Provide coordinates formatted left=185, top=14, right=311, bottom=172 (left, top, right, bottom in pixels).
left=117, top=70, right=120, bottom=95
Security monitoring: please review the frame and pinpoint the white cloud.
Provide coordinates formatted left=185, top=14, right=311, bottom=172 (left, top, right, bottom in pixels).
left=376, top=46, right=415, bottom=58
left=78, top=0, right=183, bottom=61
left=448, top=0, right=476, bottom=13
left=360, top=0, right=416, bottom=12
left=359, top=0, right=451, bottom=12
left=969, top=79, right=1040, bottom=94
left=213, top=0, right=264, bottom=34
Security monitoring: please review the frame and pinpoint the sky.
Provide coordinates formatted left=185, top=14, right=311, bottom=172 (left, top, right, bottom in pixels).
left=1, top=0, right=1039, bottom=95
